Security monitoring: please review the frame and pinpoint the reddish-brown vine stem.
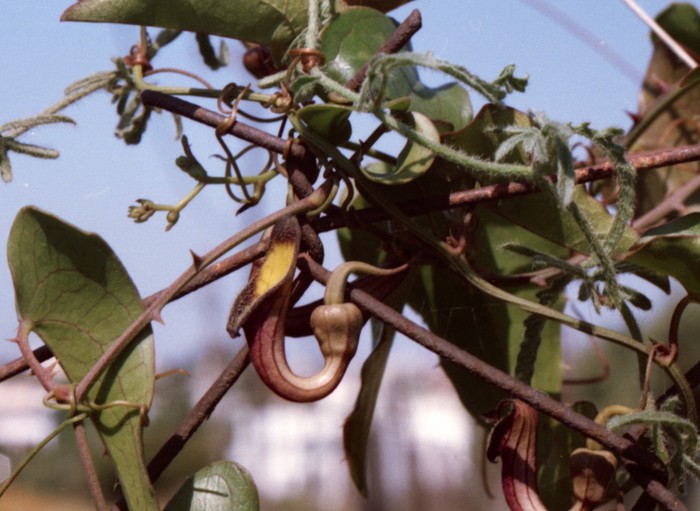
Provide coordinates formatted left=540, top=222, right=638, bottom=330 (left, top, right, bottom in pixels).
left=140, top=89, right=308, bottom=158
left=5, top=140, right=700, bottom=384
left=314, top=143, right=700, bottom=233
left=297, top=255, right=686, bottom=511
left=74, top=421, right=109, bottom=511
left=138, top=87, right=700, bottom=230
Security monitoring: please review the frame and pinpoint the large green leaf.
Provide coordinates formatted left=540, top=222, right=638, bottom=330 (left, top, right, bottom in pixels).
left=164, top=461, right=260, bottom=511
left=409, top=263, right=510, bottom=419
left=62, top=0, right=309, bottom=57
left=489, top=187, right=639, bottom=256
left=296, top=103, right=353, bottom=146
left=7, top=207, right=156, bottom=510
left=628, top=213, right=700, bottom=297
left=320, top=7, right=416, bottom=98
left=405, top=203, right=566, bottom=420
left=472, top=208, right=565, bottom=395
left=409, top=81, right=472, bottom=133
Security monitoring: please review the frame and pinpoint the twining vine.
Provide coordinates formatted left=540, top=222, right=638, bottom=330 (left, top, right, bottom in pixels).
left=4, top=1, right=700, bottom=510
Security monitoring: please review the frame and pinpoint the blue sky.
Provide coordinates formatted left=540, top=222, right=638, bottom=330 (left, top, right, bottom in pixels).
left=0, top=0, right=675, bottom=371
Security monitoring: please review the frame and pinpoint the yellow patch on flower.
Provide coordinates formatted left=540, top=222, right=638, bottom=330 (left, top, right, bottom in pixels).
left=254, top=241, right=296, bottom=297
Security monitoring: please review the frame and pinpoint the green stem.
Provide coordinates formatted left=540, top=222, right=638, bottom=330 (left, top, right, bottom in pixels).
left=305, top=0, right=322, bottom=48
left=310, top=67, right=361, bottom=103
left=0, top=413, right=89, bottom=498
left=203, top=170, right=277, bottom=186
left=131, top=64, right=275, bottom=103
left=324, top=261, right=407, bottom=305
left=373, top=108, right=533, bottom=182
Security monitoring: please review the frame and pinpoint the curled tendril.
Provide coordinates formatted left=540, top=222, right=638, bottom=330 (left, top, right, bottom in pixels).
left=123, top=44, right=153, bottom=72
left=288, top=47, right=326, bottom=73
left=216, top=84, right=256, bottom=203
left=264, top=83, right=294, bottom=114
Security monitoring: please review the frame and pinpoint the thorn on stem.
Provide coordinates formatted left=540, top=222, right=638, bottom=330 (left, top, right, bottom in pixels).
left=152, top=311, right=165, bottom=325
left=190, top=249, right=204, bottom=270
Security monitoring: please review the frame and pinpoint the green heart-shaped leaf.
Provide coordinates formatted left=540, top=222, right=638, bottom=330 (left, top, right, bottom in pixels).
left=7, top=206, right=156, bottom=510
left=409, top=81, right=472, bottom=133
left=320, top=7, right=416, bottom=98
left=164, top=460, right=260, bottom=511
left=296, top=104, right=353, bottom=146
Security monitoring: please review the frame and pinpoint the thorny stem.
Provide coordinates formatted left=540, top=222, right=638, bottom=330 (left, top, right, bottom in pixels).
left=0, top=345, right=53, bottom=382
left=12, top=322, right=55, bottom=393
left=299, top=256, right=686, bottom=511
left=74, top=183, right=330, bottom=403
left=327, top=142, right=700, bottom=229
left=74, top=421, right=109, bottom=511
left=6, top=143, right=700, bottom=382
